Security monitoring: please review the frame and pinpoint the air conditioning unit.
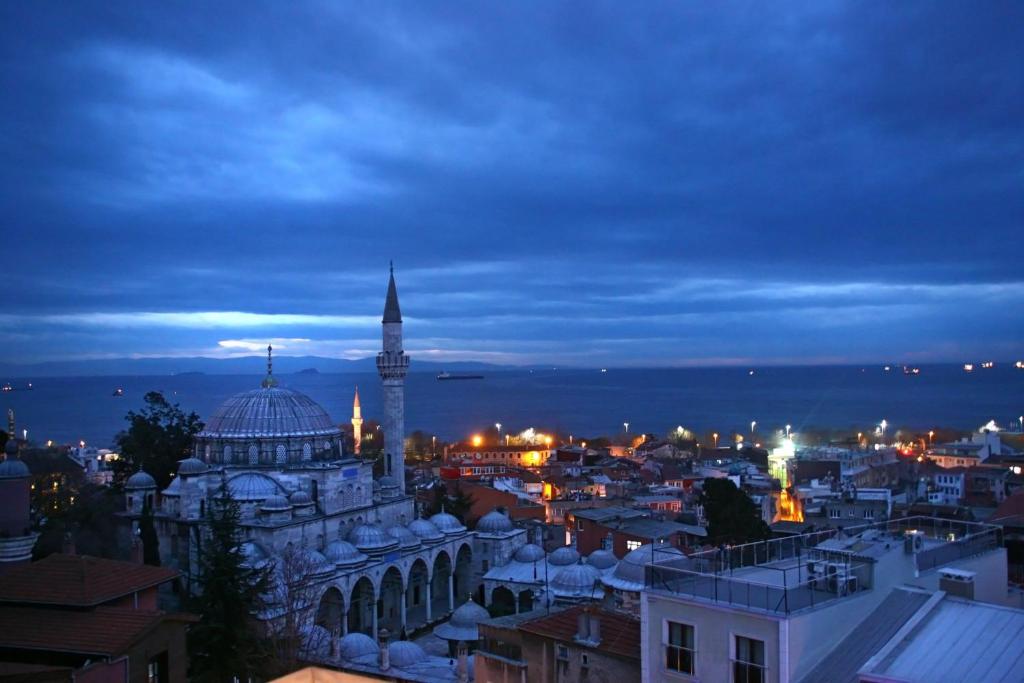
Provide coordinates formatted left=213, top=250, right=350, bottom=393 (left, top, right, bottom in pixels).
left=904, top=530, right=924, bottom=554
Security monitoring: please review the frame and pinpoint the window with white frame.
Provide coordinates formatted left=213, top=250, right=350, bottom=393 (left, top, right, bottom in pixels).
left=829, top=508, right=841, bottom=519
left=665, top=621, right=695, bottom=675
left=733, top=635, right=765, bottom=683
left=626, top=539, right=642, bottom=551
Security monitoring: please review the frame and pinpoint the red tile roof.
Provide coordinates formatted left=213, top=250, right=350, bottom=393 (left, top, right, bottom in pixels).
left=518, top=606, right=640, bottom=661
left=0, top=606, right=173, bottom=656
left=990, top=491, right=1024, bottom=527
left=0, top=554, right=178, bottom=607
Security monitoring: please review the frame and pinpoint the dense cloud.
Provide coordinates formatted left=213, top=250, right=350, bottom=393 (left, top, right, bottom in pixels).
left=1, top=2, right=1021, bottom=365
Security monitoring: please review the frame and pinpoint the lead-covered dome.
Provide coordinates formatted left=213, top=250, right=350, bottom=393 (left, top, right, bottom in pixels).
left=227, top=472, right=282, bottom=501
left=514, top=543, right=546, bottom=563
left=177, top=457, right=209, bottom=476
left=0, top=441, right=30, bottom=479
left=386, top=524, right=421, bottom=550
left=349, top=524, right=399, bottom=554
left=433, top=598, right=489, bottom=642
left=338, top=632, right=379, bottom=660
left=552, top=562, right=603, bottom=597
left=125, top=470, right=156, bottom=490
left=389, top=640, right=427, bottom=668
left=476, top=510, right=513, bottom=533
left=198, top=387, right=340, bottom=439
left=324, top=540, right=367, bottom=567
left=548, top=546, right=581, bottom=566
left=587, top=549, right=618, bottom=570
left=408, top=518, right=445, bottom=542
left=605, top=542, right=687, bottom=591
left=430, top=511, right=466, bottom=534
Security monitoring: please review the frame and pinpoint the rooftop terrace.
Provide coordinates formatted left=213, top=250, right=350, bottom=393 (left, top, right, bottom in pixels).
left=645, top=516, right=1001, bottom=615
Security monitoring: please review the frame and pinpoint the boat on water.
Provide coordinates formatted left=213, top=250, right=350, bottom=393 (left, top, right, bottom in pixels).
left=903, top=366, right=921, bottom=376
left=1, top=383, right=12, bottom=393
left=112, top=387, right=124, bottom=397
left=436, top=371, right=484, bottom=381
left=964, top=363, right=974, bottom=372
left=981, top=361, right=995, bottom=369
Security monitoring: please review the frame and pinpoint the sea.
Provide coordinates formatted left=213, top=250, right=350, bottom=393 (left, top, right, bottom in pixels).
left=1, top=365, right=1021, bottom=448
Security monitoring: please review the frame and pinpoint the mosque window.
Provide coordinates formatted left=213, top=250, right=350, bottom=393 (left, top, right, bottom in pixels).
left=276, top=444, right=287, bottom=464
left=224, top=445, right=233, bottom=462
left=248, top=444, right=259, bottom=465
left=204, top=445, right=211, bottom=462
left=302, top=442, right=312, bottom=461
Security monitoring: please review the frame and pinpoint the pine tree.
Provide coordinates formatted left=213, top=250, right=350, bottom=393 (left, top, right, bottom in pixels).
left=188, top=484, right=271, bottom=682
left=139, top=498, right=161, bottom=566
left=701, top=478, right=771, bottom=545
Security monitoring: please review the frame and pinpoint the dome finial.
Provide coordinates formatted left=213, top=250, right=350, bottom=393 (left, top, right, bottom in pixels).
left=262, top=344, right=278, bottom=388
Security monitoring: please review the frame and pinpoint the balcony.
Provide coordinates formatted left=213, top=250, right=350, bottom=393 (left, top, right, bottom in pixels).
left=645, top=517, right=1001, bottom=615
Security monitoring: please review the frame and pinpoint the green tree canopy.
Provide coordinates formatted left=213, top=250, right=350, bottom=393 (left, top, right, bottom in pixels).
left=700, top=478, right=771, bottom=546
left=188, top=485, right=271, bottom=682
left=114, top=391, right=203, bottom=490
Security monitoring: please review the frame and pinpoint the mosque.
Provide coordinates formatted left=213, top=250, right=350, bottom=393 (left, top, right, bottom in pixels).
left=117, top=266, right=651, bottom=679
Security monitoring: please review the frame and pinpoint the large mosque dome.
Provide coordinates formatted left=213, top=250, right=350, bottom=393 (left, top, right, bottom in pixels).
left=199, top=387, right=339, bottom=440
left=192, top=349, right=345, bottom=466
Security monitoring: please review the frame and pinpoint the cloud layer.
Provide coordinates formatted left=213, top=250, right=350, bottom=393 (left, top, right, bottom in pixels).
left=1, top=2, right=1022, bottom=365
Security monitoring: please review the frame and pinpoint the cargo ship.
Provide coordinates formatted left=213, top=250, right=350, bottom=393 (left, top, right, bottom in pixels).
left=437, top=371, right=484, bottom=381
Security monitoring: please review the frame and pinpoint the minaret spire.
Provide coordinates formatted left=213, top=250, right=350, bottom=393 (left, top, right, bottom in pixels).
left=351, top=386, right=363, bottom=455
left=261, top=344, right=278, bottom=388
left=383, top=262, right=402, bottom=323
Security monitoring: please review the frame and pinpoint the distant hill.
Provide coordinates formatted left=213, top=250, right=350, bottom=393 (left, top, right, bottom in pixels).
left=0, top=355, right=511, bottom=377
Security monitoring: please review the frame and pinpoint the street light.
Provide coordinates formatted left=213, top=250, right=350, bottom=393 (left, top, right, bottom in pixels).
left=712, top=432, right=719, bottom=448
left=495, top=422, right=502, bottom=435
left=750, top=420, right=757, bottom=435
left=785, top=424, right=791, bottom=438
left=928, top=430, right=934, bottom=445
left=623, top=422, right=629, bottom=433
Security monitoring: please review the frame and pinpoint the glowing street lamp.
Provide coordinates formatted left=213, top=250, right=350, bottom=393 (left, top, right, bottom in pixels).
left=750, top=420, right=757, bottom=435
left=471, top=434, right=482, bottom=448
left=495, top=422, right=502, bottom=435
left=928, top=430, right=935, bottom=445
left=785, top=424, right=792, bottom=438
left=713, top=432, right=719, bottom=448
left=623, top=422, right=629, bottom=433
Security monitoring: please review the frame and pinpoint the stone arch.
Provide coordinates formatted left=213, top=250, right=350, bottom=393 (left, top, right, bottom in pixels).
left=348, top=576, right=375, bottom=635
left=248, top=443, right=259, bottom=465
left=490, top=586, right=516, bottom=616
left=316, top=586, right=345, bottom=634
left=455, top=543, right=473, bottom=604
left=223, top=444, right=233, bottom=462
left=379, top=565, right=405, bottom=633
left=432, top=550, right=453, bottom=614
left=302, top=442, right=312, bottom=461
left=344, top=484, right=354, bottom=509
left=408, top=558, right=430, bottom=613
left=275, top=444, right=287, bottom=465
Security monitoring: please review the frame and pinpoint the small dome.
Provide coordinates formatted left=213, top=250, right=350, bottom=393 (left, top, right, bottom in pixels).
left=289, top=490, right=313, bottom=506
left=548, top=546, right=581, bottom=566
left=514, top=543, right=546, bottom=563
left=386, top=524, right=421, bottom=549
left=302, top=548, right=334, bottom=576
left=177, top=457, right=209, bottom=476
left=586, top=549, right=617, bottom=570
left=260, top=494, right=292, bottom=512
left=324, top=540, right=367, bottom=567
left=388, top=640, right=427, bottom=668
left=161, top=476, right=181, bottom=497
left=433, top=598, right=489, bottom=642
left=476, top=510, right=513, bottom=533
left=408, top=518, right=445, bottom=542
left=607, top=542, right=687, bottom=590
left=338, top=632, right=379, bottom=660
left=125, top=470, right=156, bottom=490
left=0, top=457, right=30, bottom=479
left=227, top=472, right=282, bottom=501
left=349, top=523, right=399, bottom=553
left=430, top=511, right=466, bottom=534
left=552, top=563, right=602, bottom=595
left=198, top=386, right=340, bottom=439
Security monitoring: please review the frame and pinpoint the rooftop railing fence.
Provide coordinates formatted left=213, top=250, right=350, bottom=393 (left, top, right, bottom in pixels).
left=645, top=516, right=1001, bottom=615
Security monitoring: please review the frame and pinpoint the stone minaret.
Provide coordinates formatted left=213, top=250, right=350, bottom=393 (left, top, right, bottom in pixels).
left=351, top=386, right=363, bottom=455
left=376, top=264, right=409, bottom=491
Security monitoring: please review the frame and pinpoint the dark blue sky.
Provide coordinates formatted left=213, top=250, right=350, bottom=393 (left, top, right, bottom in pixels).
left=2, top=2, right=1022, bottom=367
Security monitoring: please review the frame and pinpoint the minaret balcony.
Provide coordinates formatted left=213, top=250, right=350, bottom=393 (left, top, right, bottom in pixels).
left=376, top=351, right=410, bottom=379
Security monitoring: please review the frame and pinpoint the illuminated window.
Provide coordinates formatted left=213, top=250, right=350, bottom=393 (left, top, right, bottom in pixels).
left=626, top=540, right=642, bottom=551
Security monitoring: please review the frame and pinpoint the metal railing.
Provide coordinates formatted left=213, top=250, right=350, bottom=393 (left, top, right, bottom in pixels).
left=645, top=516, right=1002, bottom=614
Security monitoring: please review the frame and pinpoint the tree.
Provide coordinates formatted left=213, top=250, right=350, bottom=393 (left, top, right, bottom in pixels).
left=114, top=391, right=204, bottom=490
left=139, top=498, right=160, bottom=566
left=264, top=545, right=332, bottom=676
left=33, top=483, right=121, bottom=560
left=423, top=483, right=474, bottom=523
left=700, top=478, right=770, bottom=546
left=188, top=485, right=271, bottom=682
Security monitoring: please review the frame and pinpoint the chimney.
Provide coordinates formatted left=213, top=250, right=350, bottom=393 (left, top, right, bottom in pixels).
left=939, top=569, right=976, bottom=600
left=378, top=628, right=390, bottom=670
